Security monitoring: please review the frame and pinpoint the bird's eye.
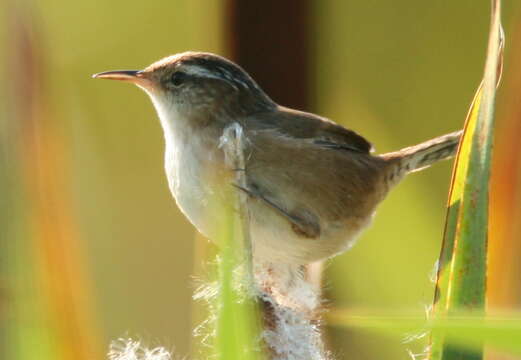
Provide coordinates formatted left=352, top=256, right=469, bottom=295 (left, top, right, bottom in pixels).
left=171, top=72, right=187, bottom=86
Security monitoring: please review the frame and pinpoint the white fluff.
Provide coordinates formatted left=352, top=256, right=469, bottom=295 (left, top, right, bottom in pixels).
left=108, top=338, right=173, bottom=360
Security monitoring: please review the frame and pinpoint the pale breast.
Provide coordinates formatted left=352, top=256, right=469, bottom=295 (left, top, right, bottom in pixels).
left=164, top=137, right=230, bottom=239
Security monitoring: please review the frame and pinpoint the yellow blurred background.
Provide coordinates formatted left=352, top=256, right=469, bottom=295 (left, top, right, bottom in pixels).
left=2, top=1, right=520, bottom=359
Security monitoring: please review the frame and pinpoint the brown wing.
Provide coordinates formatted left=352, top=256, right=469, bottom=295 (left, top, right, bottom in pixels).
left=241, top=127, right=387, bottom=238
left=242, top=106, right=373, bottom=153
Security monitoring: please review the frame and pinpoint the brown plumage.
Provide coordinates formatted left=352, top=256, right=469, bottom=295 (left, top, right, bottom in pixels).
left=94, top=51, right=462, bottom=265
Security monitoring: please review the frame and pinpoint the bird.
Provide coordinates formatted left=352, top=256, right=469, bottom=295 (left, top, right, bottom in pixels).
left=93, top=51, right=461, bottom=266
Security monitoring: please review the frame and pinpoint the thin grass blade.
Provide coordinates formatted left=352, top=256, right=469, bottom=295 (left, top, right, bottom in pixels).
left=213, top=125, right=263, bottom=360
left=328, top=311, right=521, bottom=357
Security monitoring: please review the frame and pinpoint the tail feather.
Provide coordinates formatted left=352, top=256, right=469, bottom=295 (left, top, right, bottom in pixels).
left=380, top=130, right=462, bottom=180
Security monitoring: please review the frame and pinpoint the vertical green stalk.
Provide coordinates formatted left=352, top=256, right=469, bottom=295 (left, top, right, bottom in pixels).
left=431, top=1, right=504, bottom=359
left=214, top=125, right=263, bottom=360
left=215, top=203, right=263, bottom=360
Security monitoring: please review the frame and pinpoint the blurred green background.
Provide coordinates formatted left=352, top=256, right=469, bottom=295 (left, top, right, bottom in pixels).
left=2, top=1, right=521, bottom=359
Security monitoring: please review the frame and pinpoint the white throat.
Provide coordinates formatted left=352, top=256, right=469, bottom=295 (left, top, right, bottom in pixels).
left=144, top=90, right=222, bottom=237
left=145, top=90, right=179, bottom=147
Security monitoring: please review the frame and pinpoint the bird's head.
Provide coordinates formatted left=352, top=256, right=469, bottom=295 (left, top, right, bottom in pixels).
left=94, top=52, right=275, bottom=129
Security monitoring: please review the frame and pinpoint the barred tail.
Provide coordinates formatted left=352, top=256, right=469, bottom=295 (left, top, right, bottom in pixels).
left=381, top=130, right=462, bottom=182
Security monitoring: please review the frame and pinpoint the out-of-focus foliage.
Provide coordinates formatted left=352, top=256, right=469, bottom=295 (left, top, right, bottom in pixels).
left=488, top=12, right=521, bottom=314
left=328, top=312, right=521, bottom=357
left=3, top=4, right=100, bottom=360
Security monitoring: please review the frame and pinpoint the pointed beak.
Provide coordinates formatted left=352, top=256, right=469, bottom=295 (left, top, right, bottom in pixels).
left=92, top=69, right=156, bottom=90
left=92, top=70, right=143, bottom=81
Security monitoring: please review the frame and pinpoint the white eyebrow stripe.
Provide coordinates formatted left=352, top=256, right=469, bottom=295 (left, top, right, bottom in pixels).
left=181, top=64, right=220, bottom=78
left=180, top=64, right=251, bottom=90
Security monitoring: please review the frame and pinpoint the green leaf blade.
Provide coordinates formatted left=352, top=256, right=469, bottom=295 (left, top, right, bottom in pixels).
left=431, top=1, right=504, bottom=359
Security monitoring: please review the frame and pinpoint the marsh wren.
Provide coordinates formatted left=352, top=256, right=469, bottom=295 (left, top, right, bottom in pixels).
left=94, top=52, right=461, bottom=265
